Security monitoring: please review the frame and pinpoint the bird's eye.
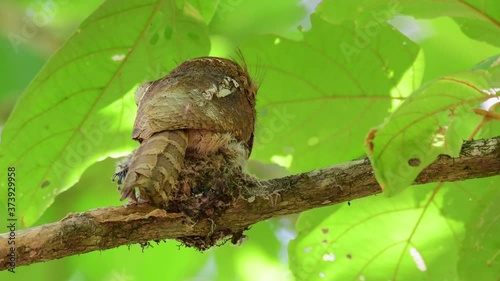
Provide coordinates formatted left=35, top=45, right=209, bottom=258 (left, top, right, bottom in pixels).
left=134, top=82, right=152, bottom=105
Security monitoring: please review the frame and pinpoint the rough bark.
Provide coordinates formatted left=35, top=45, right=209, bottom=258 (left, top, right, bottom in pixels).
left=0, top=137, right=499, bottom=270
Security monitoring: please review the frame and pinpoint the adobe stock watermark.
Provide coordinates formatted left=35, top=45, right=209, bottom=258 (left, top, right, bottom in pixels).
left=215, top=0, right=243, bottom=21
left=8, top=0, right=68, bottom=54
left=341, top=0, right=402, bottom=63
left=253, top=107, right=296, bottom=151
left=52, top=119, right=111, bottom=186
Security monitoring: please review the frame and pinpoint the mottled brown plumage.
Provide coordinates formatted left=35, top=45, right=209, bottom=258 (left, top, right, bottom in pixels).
left=115, top=57, right=257, bottom=208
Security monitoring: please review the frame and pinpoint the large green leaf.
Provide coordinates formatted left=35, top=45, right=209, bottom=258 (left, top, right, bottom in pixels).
left=185, top=0, right=220, bottom=24
left=366, top=57, right=500, bottom=195
left=241, top=15, right=422, bottom=173
left=213, top=220, right=290, bottom=281
left=289, top=178, right=499, bottom=281
left=318, top=0, right=500, bottom=47
left=0, top=0, right=210, bottom=226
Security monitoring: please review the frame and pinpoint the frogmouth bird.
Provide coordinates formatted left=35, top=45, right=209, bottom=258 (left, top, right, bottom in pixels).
left=113, top=57, right=257, bottom=207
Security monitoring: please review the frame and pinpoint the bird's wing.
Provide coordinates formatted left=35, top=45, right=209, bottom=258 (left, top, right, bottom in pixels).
left=132, top=75, right=254, bottom=143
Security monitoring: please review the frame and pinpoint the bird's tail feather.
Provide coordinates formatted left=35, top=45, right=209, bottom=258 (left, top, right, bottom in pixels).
left=120, top=130, right=188, bottom=207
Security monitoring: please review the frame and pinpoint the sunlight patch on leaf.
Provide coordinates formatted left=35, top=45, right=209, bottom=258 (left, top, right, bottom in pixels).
left=236, top=245, right=291, bottom=281
left=390, top=49, right=425, bottom=111
left=183, top=0, right=220, bottom=24
left=210, top=0, right=309, bottom=42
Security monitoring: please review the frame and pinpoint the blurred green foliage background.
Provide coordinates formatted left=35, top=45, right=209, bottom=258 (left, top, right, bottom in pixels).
left=0, top=0, right=498, bottom=280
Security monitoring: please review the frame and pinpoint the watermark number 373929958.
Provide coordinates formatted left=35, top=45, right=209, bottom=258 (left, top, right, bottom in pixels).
left=6, top=166, right=17, bottom=273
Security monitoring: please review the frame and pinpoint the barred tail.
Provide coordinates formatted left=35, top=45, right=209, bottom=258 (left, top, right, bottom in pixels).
left=120, top=130, right=188, bottom=207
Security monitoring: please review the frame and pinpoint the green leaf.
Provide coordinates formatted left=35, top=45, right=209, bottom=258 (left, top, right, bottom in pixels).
left=0, top=0, right=210, bottom=226
left=473, top=55, right=500, bottom=139
left=210, top=0, right=308, bottom=42
left=289, top=181, right=496, bottom=281
left=458, top=177, right=500, bottom=281
left=366, top=61, right=500, bottom=195
left=317, top=0, right=500, bottom=47
left=241, top=15, right=422, bottom=172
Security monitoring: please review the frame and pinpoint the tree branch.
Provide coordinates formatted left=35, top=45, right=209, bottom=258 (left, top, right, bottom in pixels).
left=1, top=137, right=499, bottom=270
